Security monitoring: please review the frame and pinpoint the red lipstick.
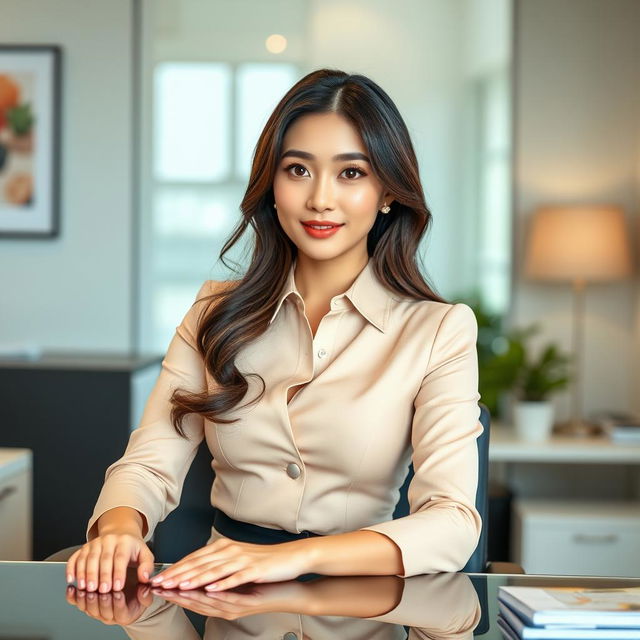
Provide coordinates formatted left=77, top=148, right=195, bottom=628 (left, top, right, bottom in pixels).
left=301, top=220, right=345, bottom=239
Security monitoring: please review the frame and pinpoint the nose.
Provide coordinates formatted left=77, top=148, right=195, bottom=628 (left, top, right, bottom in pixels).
left=307, top=172, right=335, bottom=212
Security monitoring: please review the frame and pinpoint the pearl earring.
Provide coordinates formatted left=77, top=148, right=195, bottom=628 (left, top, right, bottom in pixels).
left=273, top=204, right=277, bottom=209
left=379, top=203, right=391, bottom=214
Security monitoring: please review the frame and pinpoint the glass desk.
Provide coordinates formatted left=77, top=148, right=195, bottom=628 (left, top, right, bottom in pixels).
left=1, top=561, right=640, bottom=639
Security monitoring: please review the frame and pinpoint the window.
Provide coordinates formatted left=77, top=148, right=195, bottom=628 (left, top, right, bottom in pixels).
left=141, top=62, right=299, bottom=351
left=474, top=69, right=512, bottom=315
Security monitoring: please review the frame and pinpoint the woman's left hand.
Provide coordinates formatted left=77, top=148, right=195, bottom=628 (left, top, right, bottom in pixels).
left=150, top=536, right=313, bottom=592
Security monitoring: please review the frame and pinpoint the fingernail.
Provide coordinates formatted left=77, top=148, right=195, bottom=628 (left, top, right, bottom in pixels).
left=142, top=570, right=149, bottom=580
left=163, top=580, right=174, bottom=587
left=67, top=574, right=74, bottom=584
left=151, top=576, right=162, bottom=584
left=79, top=579, right=85, bottom=589
left=205, top=583, right=218, bottom=590
left=114, top=579, right=121, bottom=590
left=179, top=581, right=190, bottom=588
left=99, top=582, right=108, bottom=593
left=87, top=581, right=95, bottom=591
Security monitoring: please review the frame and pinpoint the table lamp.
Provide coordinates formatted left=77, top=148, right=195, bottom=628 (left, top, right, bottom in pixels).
left=523, top=204, right=633, bottom=436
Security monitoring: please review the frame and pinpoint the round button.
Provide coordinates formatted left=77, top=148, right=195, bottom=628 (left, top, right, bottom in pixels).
left=283, top=633, right=298, bottom=640
left=286, top=463, right=301, bottom=479
left=317, top=348, right=327, bottom=358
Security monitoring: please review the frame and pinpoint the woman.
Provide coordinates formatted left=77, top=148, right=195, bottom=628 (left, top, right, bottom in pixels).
left=66, top=68, right=482, bottom=595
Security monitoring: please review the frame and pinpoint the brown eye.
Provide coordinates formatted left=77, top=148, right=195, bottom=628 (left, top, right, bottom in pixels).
left=284, top=163, right=308, bottom=177
left=341, top=166, right=367, bottom=180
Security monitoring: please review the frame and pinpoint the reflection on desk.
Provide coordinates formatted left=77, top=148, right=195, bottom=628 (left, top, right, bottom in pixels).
left=2, top=562, right=640, bottom=638
left=109, top=571, right=481, bottom=640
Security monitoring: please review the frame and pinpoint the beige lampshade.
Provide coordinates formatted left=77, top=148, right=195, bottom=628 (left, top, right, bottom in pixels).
left=524, top=204, right=633, bottom=282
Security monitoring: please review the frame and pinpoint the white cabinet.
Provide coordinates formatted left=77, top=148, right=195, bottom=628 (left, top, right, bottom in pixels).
left=0, top=448, right=32, bottom=560
left=512, top=499, right=640, bottom=577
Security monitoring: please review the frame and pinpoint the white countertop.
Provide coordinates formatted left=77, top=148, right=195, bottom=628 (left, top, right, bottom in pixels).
left=0, top=448, right=32, bottom=483
left=489, top=423, right=640, bottom=463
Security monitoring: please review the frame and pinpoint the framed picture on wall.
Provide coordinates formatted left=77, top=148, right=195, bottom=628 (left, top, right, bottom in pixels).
left=0, top=44, right=61, bottom=238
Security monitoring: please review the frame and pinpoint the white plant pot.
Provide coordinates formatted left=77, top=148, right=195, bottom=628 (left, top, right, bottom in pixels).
left=513, top=400, right=554, bottom=442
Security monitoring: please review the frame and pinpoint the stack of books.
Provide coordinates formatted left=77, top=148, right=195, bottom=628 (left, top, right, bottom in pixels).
left=497, top=586, right=640, bottom=639
left=591, top=412, right=640, bottom=444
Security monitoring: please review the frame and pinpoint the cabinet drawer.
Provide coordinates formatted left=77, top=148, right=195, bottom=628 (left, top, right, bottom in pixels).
left=512, top=499, right=640, bottom=577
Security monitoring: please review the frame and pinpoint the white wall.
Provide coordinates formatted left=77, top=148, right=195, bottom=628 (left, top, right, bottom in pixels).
left=0, top=0, right=134, bottom=351
left=307, top=0, right=510, bottom=298
left=7, top=0, right=636, bottom=426
left=513, top=0, right=640, bottom=419
left=0, top=0, right=510, bottom=354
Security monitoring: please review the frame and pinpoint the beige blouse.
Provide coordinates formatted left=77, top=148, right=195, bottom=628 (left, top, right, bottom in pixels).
left=86, top=256, right=483, bottom=578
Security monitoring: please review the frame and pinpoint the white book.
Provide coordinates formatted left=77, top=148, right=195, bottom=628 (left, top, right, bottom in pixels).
left=498, top=586, right=640, bottom=628
left=498, top=601, right=640, bottom=639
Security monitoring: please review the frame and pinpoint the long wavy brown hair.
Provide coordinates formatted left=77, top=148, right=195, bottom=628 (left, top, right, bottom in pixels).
left=170, top=68, right=449, bottom=438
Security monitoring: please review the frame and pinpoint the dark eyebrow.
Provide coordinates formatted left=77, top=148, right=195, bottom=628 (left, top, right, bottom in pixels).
left=280, top=149, right=370, bottom=163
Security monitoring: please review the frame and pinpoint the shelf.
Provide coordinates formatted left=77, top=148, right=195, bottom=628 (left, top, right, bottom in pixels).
left=489, top=423, right=640, bottom=464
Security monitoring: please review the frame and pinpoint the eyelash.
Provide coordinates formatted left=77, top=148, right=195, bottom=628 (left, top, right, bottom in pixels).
left=283, top=162, right=367, bottom=180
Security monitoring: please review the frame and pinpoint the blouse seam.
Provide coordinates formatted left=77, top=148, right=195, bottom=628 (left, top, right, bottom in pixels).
left=214, top=426, right=241, bottom=471
left=232, top=477, right=246, bottom=519
left=423, top=303, right=456, bottom=378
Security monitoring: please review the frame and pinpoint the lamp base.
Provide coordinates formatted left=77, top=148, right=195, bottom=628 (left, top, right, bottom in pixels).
left=552, top=417, right=601, bottom=438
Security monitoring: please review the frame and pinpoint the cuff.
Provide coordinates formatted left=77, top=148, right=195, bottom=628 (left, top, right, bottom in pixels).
left=358, top=505, right=481, bottom=577
left=85, top=472, right=166, bottom=543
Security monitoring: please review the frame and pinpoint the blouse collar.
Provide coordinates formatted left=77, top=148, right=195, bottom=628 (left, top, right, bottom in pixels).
left=268, top=256, right=393, bottom=333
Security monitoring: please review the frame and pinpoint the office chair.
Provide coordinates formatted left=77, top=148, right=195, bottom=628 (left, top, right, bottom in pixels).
left=46, top=401, right=520, bottom=574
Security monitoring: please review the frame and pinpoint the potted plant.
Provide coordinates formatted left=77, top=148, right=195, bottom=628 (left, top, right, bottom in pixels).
left=453, top=293, right=573, bottom=438
left=506, top=324, right=573, bottom=441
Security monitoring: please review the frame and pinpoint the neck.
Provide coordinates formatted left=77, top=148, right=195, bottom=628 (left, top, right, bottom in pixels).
left=294, top=251, right=369, bottom=304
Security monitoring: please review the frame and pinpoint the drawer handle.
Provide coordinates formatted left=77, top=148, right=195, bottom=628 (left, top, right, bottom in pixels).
left=0, top=485, right=17, bottom=501
left=573, top=533, right=618, bottom=545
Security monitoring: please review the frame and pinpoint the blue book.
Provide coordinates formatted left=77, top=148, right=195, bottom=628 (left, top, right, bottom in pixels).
left=498, top=601, right=640, bottom=639
left=498, top=586, right=640, bottom=630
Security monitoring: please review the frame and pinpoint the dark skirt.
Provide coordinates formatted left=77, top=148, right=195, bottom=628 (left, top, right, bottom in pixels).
left=212, top=508, right=325, bottom=582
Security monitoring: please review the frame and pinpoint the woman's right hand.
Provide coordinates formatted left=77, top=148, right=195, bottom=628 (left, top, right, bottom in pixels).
left=66, top=532, right=155, bottom=593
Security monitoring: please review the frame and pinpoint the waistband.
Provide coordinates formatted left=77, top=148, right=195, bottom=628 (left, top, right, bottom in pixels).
left=213, top=508, right=323, bottom=545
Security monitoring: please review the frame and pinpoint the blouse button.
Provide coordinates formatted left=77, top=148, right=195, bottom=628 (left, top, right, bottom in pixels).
left=286, top=463, right=301, bottom=479
left=317, top=348, right=327, bottom=358
left=283, top=633, right=298, bottom=640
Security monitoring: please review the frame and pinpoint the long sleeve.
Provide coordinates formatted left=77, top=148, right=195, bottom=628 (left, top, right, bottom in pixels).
left=358, top=302, right=483, bottom=577
left=85, top=280, right=213, bottom=543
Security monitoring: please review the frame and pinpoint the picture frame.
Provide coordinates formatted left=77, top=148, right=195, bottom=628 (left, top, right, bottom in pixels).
left=0, top=44, right=61, bottom=238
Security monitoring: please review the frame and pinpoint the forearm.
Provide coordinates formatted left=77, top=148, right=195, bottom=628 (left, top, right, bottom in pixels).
left=298, top=530, right=404, bottom=577
left=92, top=506, right=147, bottom=539
left=297, top=576, right=404, bottom=617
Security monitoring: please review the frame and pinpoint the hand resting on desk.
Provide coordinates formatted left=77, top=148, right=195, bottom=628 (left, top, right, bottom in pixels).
left=65, top=531, right=155, bottom=593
